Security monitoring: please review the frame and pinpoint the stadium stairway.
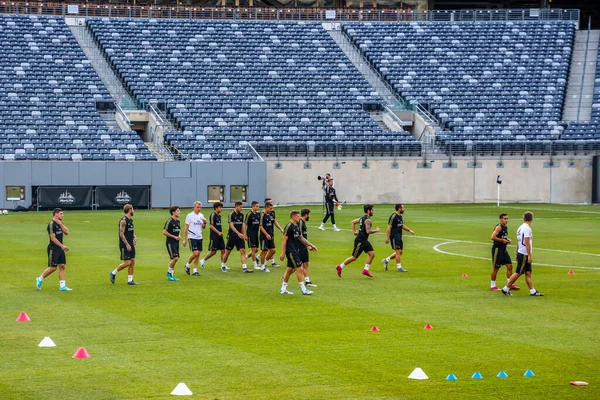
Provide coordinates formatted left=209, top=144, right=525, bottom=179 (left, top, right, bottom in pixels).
left=563, top=29, right=599, bottom=121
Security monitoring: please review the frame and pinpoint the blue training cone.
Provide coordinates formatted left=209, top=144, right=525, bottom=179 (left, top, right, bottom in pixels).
left=472, top=372, right=483, bottom=379
left=524, top=369, right=535, bottom=377
left=497, top=371, right=508, bottom=378
left=446, top=374, right=458, bottom=381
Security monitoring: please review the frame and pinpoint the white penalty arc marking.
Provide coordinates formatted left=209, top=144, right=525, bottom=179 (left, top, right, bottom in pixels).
left=432, top=241, right=600, bottom=271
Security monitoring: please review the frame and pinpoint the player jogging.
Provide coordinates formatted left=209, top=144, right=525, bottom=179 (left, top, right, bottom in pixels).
left=335, top=204, right=380, bottom=278
left=501, top=211, right=544, bottom=297
left=183, top=201, right=206, bottom=276
left=36, top=208, right=71, bottom=291
left=110, top=204, right=138, bottom=285
left=201, top=202, right=227, bottom=271
left=490, top=213, right=519, bottom=291
left=382, top=204, right=414, bottom=273
left=257, top=197, right=283, bottom=268
left=279, top=210, right=318, bottom=295
left=299, top=208, right=317, bottom=287
left=245, top=201, right=261, bottom=269
left=222, top=201, right=252, bottom=273
left=163, top=205, right=181, bottom=281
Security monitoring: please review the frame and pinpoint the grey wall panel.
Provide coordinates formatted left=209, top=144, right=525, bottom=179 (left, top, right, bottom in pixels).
left=248, top=162, right=267, bottom=204
left=0, top=162, right=4, bottom=209
left=151, top=163, right=171, bottom=208
left=164, top=162, right=191, bottom=178
left=133, top=162, right=152, bottom=185
left=196, top=162, right=224, bottom=205
left=31, top=162, right=52, bottom=185
left=3, top=162, right=32, bottom=207
left=79, top=162, right=107, bottom=185
left=170, top=177, right=198, bottom=207
left=106, top=162, right=134, bottom=185
left=50, top=161, right=79, bottom=186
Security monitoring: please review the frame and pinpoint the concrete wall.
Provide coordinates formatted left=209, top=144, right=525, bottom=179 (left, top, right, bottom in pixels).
left=267, top=158, right=594, bottom=204
left=0, top=161, right=266, bottom=209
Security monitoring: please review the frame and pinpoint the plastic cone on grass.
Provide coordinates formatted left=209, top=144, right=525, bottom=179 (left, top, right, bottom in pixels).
left=424, top=324, right=433, bottom=330
left=523, top=369, right=535, bottom=377
left=568, top=270, right=574, bottom=275
left=370, top=326, right=380, bottom=332
left=472, top=372, right=483, bottom=379
left=462, top=273, right=468, bottom=278
left=72, top=347, right=90, bottom=359
left=446, top=374, right=458, bottom=381
left=171, top=382, right=193, bottom=396
left=497, top=371, right=508, bottom=378
left=38, top=337, right=56, bottom=347
left=16, top=312, right=31, bottom=322
left=408, top=368, right=428, bottom=380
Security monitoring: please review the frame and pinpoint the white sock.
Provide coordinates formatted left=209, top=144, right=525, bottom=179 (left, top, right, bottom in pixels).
left=507, top=278, right=511, bottom=283
left=270, top=259, right=276, bottom=264
left=333, top=224, right=338, bottom=228
left=305, top=277, right=310, bottom=283
left=38, top=275, right=44, bottom=281
left=261, top=263, right=266, bottom=269
left=319, top=223, right=324, bottom=227
left=112, top=269, right=118, bottom=275
left=364, top=264, right=370, bottom=270
left=340, top=263, right=345, bottom=268
left=193, top=268, right=198, bottom=273
left=491, top=280, right=496, bottom=288
left=59, top=280, right=65, bottom=288
left=242, top=264, right=247, bottom=269
left=398, top=263, right=402, bottom=269
left=385, top=257, right=391, bottom=262
left=128, top=275, right=133, bottom=282
left=221, top=263, right=226, bottom=268
left=503, top=285, right=509, bottom=291
left=168, top=268, right=174, bottom=274
left=299, top=282, right=307, bottom=291
left=530, top=288, right=537, bottom=294
left=281, top=281, right=287, bottom=291
left=185, top=263, right=190, bottom=269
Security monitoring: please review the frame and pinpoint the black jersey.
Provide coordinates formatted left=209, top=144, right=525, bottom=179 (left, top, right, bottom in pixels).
left=209, top=212, right=222, bottom=239
left=164, top=218, right=180, bottom=244
left=260, top=212, right=275, bottom=236
left=324, top=185, right=339, bottom=203
left=47, top=221, right=63, bottom=248
left=120, top=216, right=134, bottom=247
left=245, top=211, right=260, bottom=235
left=388, top=213, right=404, bottom=237
left=228, top=211, right=244, bottom=237
left=300, top=219, right=308, bottom=239
left=356, top=215, right=370, bottom=242
left=492, top=223, right=509, bottom=250
left=283, top=222, right=303, bottom=253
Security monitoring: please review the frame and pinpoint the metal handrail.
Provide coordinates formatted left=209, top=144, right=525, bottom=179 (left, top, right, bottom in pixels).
left=246, top=142, right=264, bottom=162
left=115, top=103, right=132, bottom=127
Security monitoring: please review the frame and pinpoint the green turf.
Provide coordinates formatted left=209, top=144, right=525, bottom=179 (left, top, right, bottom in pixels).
left=1, top=203, right=599, bottom=399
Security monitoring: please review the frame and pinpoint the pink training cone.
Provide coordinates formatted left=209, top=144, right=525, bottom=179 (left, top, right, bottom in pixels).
left=72, top=347, right=91, bottom=359
left=424, top=324, right=433, bottom=330
left=370, top=326, right=380, bottom=332
left=462, top=273, right=468, bottom=278
left=16, top=312, right=31, bottom=322
left=568, top=270, right=574, bottom=275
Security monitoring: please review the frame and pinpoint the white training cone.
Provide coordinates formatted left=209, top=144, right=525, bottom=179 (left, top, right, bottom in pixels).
left=171, top=382, right=192, bottom=396
left=38, top=337, right=56, bottom=347
left=408, top=367, right=429, bottom=380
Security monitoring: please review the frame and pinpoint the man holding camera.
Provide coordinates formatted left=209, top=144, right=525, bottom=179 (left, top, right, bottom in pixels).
left=318, top=173, right=341, bottom=232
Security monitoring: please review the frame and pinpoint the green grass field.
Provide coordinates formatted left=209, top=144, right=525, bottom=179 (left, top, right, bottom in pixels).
left=1, top=203, right=599, bottom=399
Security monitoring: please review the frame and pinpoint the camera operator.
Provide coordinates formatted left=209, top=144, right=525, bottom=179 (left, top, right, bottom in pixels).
left=318, top=174, right=340, bottom=232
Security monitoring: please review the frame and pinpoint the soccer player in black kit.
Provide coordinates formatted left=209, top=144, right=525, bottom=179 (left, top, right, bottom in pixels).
left=490, top=213, right=519, bottom=291
left=258, top=202, right=276, bottom=272
left=222, top=201, right=252, bottom=273
left=335, top=204, right=380, bottom=278
left=318, top=174, right=341, bottom=232
left=36, top=208, right=71, bottom=291
left=382, top=204, right=415, bottom=273
left=279, top=210, right=318, bottom=295
left=201, top=202, right=227, bottom=272
left=245, top=201, right=261, bottom=269
left=163, top=205, right=181, bottom=281
left=299, top=208, right=316, bottom=287
left=110, top=204, right=138, bottom=285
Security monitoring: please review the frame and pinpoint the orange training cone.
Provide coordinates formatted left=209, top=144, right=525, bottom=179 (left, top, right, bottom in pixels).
left=424, top=324, right=433, bottom=330
left=462, top=273, right=468, bottom=278
left=568, top=270, right=574, bottom=275
left=72, top=347, right=91, bottom=359
left=16, top=312, right=31, bottom=322
left=370, top=326, right=380, bottom=332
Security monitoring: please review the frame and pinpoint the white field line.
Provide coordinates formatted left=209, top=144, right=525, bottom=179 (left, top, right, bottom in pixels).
left=432, top=241, right=600, bottom=271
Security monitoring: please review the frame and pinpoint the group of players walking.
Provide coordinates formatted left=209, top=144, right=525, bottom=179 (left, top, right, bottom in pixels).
left=35, top=198, right=542, bottom=297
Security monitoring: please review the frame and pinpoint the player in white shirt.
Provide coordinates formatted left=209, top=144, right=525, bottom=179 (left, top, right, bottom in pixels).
left=501, top=211, right=544, bottom=297
left=183, top=201, right=206, bottom=276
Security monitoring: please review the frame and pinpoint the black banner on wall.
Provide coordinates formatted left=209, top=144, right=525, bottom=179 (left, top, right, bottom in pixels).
left=96, top=186, right=149, bottom=207
left=38, top=187, right=93, bottom=208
